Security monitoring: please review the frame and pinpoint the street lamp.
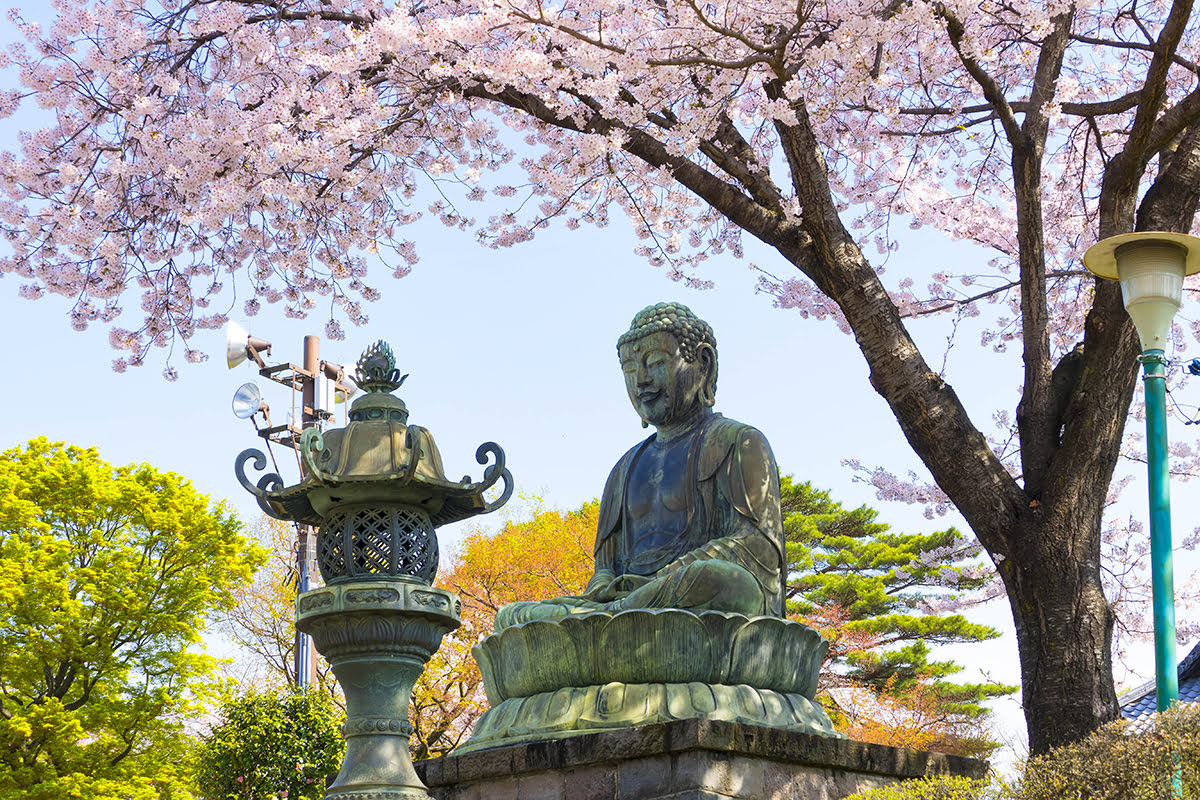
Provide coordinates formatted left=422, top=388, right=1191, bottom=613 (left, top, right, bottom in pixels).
left=1084, top=231, right=1200, bottom=717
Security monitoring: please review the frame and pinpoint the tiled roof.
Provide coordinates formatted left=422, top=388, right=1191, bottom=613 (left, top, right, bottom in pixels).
left=1119, top=641, right=1200, bottom=734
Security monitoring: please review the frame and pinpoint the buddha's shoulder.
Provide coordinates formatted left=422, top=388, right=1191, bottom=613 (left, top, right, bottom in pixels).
left=702, top=414, right=771, bottom=449
left=697, top=414, right=775, bottom=479
left=604, top=415, right=773, bottom=481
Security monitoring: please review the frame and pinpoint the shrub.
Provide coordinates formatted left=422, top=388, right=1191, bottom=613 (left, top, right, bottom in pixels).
left=194, top=688, right=344, bottom=800
left=845, top=774, right=1000, bottom=800
left=1018, top=704, right=1200, bottom=800
left=845, top=704, right=1200, bottom=800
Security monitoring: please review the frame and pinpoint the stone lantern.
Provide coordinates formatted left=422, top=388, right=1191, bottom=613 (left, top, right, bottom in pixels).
left=235, top=340, right=512, bottom=800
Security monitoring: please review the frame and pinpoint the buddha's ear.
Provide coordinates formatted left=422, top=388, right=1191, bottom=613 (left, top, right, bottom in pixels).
left=697, top=343, right=717, bottom=407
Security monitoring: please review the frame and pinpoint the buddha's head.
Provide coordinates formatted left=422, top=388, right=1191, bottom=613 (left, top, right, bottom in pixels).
left=617, top=303, right=718, bottom=428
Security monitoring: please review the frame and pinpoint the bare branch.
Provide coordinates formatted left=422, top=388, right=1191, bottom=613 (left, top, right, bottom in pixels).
left=904, top=271, right=1086, bottom=318
left=1069, top=32, right=1199, bottom=74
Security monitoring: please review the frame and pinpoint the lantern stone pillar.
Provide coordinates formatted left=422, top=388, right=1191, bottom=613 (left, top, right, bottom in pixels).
left=236, top=340, right=513, bottom=800
left=297, top=581, right=459, bottom=799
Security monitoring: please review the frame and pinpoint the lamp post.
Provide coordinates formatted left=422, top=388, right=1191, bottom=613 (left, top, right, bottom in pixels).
left=1083, top=231, right=1200, bottom=717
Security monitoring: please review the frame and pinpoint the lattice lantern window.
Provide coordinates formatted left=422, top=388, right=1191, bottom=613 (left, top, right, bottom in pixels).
left=318, top=504, right=438, bottom=584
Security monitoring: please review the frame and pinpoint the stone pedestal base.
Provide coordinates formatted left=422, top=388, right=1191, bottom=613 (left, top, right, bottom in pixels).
left=415, top=719, right=987, bottom=800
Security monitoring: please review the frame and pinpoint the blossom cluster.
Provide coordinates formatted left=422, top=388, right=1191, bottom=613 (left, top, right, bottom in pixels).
left=0, top=0, right=1193, bottom=370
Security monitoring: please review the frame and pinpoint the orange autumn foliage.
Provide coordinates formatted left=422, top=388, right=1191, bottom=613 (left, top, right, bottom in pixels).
left=800, top=603, right=997, bottom=759
left=411, top=499, right=598, bottom=758
left=442, top=499, right=597, bottom=614
left=795, top=602, right=889, bottom=692
left=828, top=676, right=996, bottom=759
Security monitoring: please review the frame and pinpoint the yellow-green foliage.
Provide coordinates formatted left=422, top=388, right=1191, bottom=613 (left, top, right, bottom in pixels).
left=845, top=775, right=1001, bottom=800
left=1018, top=704, right=1200, bottom=800
left=845, top=705, right=1200, bottom=800
left=0, top=438, right=265, bottom=799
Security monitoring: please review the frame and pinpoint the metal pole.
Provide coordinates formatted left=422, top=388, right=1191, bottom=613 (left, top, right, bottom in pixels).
left=295, top=336, right=321, bottom=689
left=1141, top=349, right=1178, bottom=713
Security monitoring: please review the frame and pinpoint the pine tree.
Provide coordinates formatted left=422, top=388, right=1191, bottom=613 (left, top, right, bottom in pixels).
left=782, top=477, right=1015, bottom=756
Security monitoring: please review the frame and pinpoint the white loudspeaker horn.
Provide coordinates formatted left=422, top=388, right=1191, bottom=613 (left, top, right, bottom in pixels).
left=231, top=382, right=265, bottom=419
left=225, top=321, right=272, bottom=369
left=226, top=322, right=250, bottom=368
left=321, top=361, right=359, bottom=403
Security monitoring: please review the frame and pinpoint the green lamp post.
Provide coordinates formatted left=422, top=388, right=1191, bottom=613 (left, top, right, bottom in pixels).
left=1084, top=231, right=1200, bottom=716
left=235, top=340, right=513, bottom=800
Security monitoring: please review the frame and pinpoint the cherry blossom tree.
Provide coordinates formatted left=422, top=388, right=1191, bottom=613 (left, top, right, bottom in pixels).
left=1, top=0, right=1198, bottom=753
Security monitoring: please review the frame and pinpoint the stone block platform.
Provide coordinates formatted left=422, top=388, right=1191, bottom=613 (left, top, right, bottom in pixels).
left=415, top=719, right=988, bottom=800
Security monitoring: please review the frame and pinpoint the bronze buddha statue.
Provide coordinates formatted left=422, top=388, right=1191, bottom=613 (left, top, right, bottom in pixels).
left=495, top=302, right=784, bottom=629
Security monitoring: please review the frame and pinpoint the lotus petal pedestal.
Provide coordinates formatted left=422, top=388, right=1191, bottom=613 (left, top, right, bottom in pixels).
left=458, top=609, right=841, bottom=754
left=296, top=581, right=461, bottom=799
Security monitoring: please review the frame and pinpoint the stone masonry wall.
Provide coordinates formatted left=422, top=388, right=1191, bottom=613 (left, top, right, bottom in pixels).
left=414, top=719, right=988, bottom=800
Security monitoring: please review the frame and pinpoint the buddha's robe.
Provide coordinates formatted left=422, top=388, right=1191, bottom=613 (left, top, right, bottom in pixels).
left=494, top=413, right=784, bottom=630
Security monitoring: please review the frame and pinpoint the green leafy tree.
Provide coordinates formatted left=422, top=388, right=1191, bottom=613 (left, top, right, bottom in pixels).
left=0, top=437, right=264, bottom=800
left=193, top=688, right=344, bottom=800
left=782, top=477, right=1015, bottom=755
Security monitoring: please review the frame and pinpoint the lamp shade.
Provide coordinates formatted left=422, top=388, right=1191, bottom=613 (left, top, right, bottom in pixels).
left=1083, top=232, right=1200, bottom=351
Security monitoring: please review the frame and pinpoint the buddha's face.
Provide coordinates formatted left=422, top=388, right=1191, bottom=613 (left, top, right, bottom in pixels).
left=619, top=331, right=708, bottom=428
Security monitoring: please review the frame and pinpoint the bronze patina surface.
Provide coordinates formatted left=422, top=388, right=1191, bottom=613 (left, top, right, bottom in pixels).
left=495, top=303, right=784, bottom=627
left=236, top=340, right=513, bottom=798
left=460, top=304, right=839, bottom=754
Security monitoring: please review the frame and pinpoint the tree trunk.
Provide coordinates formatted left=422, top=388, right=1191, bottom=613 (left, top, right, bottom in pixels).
left=1001, top=513, right=1119, bottom=753
left=803, top=244, right=1132, bottom=753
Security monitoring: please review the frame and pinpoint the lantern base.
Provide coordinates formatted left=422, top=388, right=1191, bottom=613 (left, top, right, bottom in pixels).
left=297, top=581, right=461, bottom=800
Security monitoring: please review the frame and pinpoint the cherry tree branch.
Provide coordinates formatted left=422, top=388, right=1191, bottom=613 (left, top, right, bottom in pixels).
left=698, top=115, right=786, bottom=213
left=1145, top=86, right=1200, bottom=159
left=935, top=4, right=1022, bottom=143
left=228, top=0, right=373, bottom=26
left=1138, top=118, right=1200, bottom=233
left=1101, top=0, right=1196, bottom=220
left=1013, top=10, right=1073, bottom=501
left=904, top=271, right=1086, bottom=318
left=458, top=81, right=813, bottom=268
left=890, top=92, right=1143, bottom=119
left=766, top=87, right=1024, bottom=558
left=1069, top=33, right=1199, bottom=75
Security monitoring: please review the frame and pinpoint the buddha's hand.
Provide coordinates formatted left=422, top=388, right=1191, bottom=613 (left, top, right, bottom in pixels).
left=580, top=571, right=652, bottom=602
